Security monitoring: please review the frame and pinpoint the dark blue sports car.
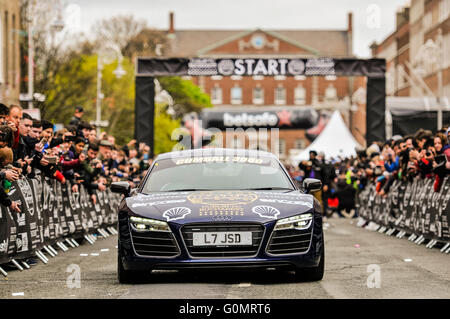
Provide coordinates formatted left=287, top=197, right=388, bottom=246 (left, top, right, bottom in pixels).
left=112, top=148, right=324, bottom=283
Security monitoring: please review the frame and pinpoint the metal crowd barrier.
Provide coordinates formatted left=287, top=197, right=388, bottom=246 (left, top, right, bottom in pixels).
left=0, top=173, right=121, bottom=277
left=356, top=175, right=450, bottom=253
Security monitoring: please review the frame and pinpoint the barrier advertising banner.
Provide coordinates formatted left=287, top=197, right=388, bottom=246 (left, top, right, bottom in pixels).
left=358, top=176, right=450, bottom=242
left=0, top=174, right=120, bottom=265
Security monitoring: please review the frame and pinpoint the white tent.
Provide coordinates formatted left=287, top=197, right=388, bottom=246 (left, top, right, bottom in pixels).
left=292, top=111, right=362, bottom=163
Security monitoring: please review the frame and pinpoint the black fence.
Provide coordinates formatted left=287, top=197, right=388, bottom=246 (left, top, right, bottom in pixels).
left=0, top=173, right=121, bottom=265
left=357, top=176, right=450, bottom=243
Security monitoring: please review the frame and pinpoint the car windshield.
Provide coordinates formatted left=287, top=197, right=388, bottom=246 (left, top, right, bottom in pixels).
left=142, top=155, right=294, bottom=192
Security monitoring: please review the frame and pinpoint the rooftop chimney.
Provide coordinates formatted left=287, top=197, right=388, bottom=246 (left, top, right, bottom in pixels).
left=347, top=12, right=353, bottom=33
left=169, top=12, right=175, bottom=34
left=347, top=12, right=353, bottom=56
left=370, top=41, right=378, bottom=57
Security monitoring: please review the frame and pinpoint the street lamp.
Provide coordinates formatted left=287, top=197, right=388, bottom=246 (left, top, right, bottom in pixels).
left=51, top=1, right=65, bottom=32
left=96, top=45, right=126, bottom=135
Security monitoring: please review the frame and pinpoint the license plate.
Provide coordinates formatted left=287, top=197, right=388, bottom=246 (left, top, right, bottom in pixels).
left=192, top=232, right=252, bottom=246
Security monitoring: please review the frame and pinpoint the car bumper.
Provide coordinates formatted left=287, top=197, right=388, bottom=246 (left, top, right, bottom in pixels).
left=118, top=212, right=323, bottom=272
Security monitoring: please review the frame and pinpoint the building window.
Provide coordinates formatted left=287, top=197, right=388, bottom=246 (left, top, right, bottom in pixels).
left=12, top=14, right=16, bottom=88
left=278, top=138, right=286, bottom=156
left=295, top=139, right=306, bottom=149
left=253, top=87, right=264, bottom=104
left=294, top=85, right=306, bottom=105
left=0, top=15, right=3, bottom=84
left=423, top=12, right=432, bottom=32
left=324, top=84, right=337, bottom=102
left=444, top=32, right=450, bottom=69
left=4, top=11, right=8, bottom=85
left=410, top=0, right=424, bottom=23
left=396, top=64, right=405, bottom=89
left=211, top=86, right=222, bottom=104
left=274, top=87, right=286, bottom=105
left=440, top=0, right=450, bottom=22
left=231, top=86, right=242, bottom=104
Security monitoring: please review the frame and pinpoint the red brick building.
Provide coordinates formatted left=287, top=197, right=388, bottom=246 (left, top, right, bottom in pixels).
left=371, top=0, right=450, bottom=100
left=0, top=0, right=21, bottom=104
left=162, top=12, right=365, bottom=161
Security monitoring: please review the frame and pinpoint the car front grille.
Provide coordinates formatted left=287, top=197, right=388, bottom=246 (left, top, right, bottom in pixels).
left=181, top=223, right=264, bottom=258
left=266, top=228, right=312, bottom=255
left=131, top=229, right=180, bottom=258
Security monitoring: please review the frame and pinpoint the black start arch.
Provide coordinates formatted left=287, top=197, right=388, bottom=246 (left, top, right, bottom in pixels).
left=135, top=57, right=386, bottom=157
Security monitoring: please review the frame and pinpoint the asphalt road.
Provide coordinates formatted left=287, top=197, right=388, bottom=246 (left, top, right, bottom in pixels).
left=1, top=218, right=449, bottom=299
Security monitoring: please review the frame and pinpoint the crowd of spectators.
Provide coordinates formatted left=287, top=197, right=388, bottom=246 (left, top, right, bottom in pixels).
left=287, top=125, right=450, bottom=218
left=1, top=102, right=448, bottom=223
left=0, top=103, right=151, bottom=214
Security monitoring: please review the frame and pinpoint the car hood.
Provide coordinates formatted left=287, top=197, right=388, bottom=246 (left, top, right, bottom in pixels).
left=125, top=190, right=314, bottom=224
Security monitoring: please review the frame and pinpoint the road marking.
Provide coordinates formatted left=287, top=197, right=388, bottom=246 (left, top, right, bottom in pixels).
left=403, top=258, right=413, bottom=262
left=90, top=253, right=100, bottom=256
left=238, top=283, right=251, bottom=288
left=80, top=254, right=89, bottom=257
left=101, top=249, right=109, bottom=252
left=12, top=292, right=24, bottom=296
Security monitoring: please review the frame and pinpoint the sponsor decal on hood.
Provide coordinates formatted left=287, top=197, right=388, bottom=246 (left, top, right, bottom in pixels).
left=126, top=190, right=314, bottom=224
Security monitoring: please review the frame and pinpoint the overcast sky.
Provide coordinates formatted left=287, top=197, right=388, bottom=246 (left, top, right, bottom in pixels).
left=66, top=0, right=409, bottom=57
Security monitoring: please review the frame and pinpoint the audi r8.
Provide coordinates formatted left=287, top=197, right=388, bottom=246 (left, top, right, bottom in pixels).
left=112, top=148, right=324, bottom=283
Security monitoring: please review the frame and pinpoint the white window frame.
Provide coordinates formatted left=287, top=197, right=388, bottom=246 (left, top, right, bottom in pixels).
left=294, top=139, right=306, bottom=150
left=274, top=87, right=286, bottom=105
left=324, top=84, right=337, bottom=102
left=253, top=87, right=264, bottom=104
left=440, top=0, right=450, bottom=22
left=211, top=86, right=222, bottom=104
left=278, top=138, right=286, bottom=156
left=231, top=86, right=243, bottom=105
left=0, top=15, right=4, bottom=84
left=294, top=85, right=306, bottom=105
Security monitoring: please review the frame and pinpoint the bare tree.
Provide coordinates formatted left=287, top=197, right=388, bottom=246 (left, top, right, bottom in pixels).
left=19, top=0, right=88, bottom=116
left=123, top=28, right=168, bottom=60
left=90, top=15, right=147, bottom=53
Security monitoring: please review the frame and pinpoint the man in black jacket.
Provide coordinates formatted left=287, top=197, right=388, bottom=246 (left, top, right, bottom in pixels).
left=69, top=106, right=84, bottom=127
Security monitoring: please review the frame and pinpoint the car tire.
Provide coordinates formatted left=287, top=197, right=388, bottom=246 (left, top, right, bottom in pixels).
left=117, top=251, right=150, bottom=284
left=294, top=241, right=324, bottom=282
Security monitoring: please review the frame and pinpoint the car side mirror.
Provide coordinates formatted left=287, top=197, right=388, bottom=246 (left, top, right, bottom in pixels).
left=302, top=178, right=322, bottom=194
left=111, top=181, right=131, bottom=196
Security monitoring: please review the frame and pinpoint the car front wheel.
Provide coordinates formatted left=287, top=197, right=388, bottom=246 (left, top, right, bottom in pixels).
left=117, top=251, right=150, bottom=284
left=294, top=241, right=324, bottom=282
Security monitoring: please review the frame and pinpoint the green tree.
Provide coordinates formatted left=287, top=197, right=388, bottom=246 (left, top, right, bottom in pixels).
left=41, top=54, right=137, bottom=145
left=157, top=76, right=213, bottom=118
left=154, top=103, right=181, bottom=155
left=41, top=54, right=96, bottom=121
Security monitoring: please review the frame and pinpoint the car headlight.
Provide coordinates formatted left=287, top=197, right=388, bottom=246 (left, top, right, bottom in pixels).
left=130, top=216, right=170, bottom=232
left=274, top=213, right=313, bottom=231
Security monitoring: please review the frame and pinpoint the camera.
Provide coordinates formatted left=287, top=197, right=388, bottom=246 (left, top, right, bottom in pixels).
left=64, top=135, right=77, bottom=142
left=44, top=156, right=58, bottom=164
left=374, top=166, right=382, bottom=175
